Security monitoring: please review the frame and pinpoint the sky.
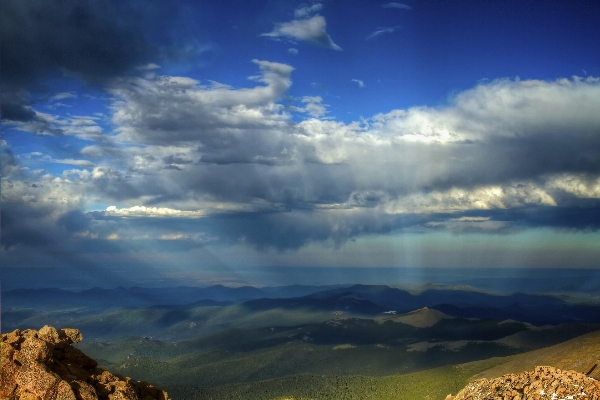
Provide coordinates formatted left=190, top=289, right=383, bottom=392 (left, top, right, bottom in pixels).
left=2, top=0, right=600, bottom=289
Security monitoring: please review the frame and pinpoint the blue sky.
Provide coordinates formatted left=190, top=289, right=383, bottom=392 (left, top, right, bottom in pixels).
left=2, top=0, right=600, bottom=288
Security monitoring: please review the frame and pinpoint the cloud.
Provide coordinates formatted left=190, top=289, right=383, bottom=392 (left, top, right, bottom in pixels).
left=6, top=74, right=600, bottom=254
left=352, top=79, right=365, bottom=88
left=449, top=216, right=491, bottom=222
left=5, top=110, right=66, bottom=136
left=0, top=170, right=92, bottom=250
left=163, top=153, right=193, bottom=165
left=376, top=182, right=558, bottom=214
left=53, top=159, right=97, bottom=168
left=294, top=4, right=323, bottom=18
left=50, top=92, right=78, bottom=102
left=103, top=205, right=205, bottom=218
left=382, top=3, right=412, bottom=10
left=136, top=63, right=161, bottom=71
left=367, top=25, right=401, bottom=40
left=262, top=15, right=342, bottom=51
left=546, top=174, right=600, bottom=199
left=301, top=96, right=327, bottom=117
left=0, top=0, right=159, bottom=88
left=1, top=91, right=38, bottom=123
left=0, top=0, right=173, bottom=130
left=6, top=109, right=106, bottom=142
left=288, top=48, right=299, bottom=55
left=108, top=60, right=298, bottom=172
left=291, top=77, right=600, bottom=214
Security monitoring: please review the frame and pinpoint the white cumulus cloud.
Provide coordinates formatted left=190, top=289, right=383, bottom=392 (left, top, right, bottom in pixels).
left=103, top=205, right=205, bottom=218
left=262, top=15, right=342, bottom=51
left=109, top=60, right=295, bottom=148
left=294, top=4, right=322, bottom=18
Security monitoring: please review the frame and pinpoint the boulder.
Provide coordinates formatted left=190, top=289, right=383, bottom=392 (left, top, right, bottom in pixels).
left=449, top=365, right=600, bottom=400
left=0, top=327, right=171, bottom=400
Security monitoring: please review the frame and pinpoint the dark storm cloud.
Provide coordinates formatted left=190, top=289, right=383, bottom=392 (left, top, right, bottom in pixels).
left=0, top=0, right=171, bottom=124
left=57, top=210, right=93, bottom=233
left=85, top=208, right=423, bottom=251
left=1, top=0, right=157, bottom=87
left=1, top=94, right=36, bottom=122
left=378, top=130, right=600, bottom=195
left=163, top=154, right=193, bottom=165
left=109, top=60, right=295, bottom=149
left=439, top=126, right=600, bottom=188
left=2, top=200, right=91, bottom=255
left=1, top=204, right=58, bottom=249
left=180, top=162, right=354, bottom=206
left=0, top=147, right=19, bottom=176
left=217, top=211, right=420, bottom=250
left=481, top=205, right=600, bottom=231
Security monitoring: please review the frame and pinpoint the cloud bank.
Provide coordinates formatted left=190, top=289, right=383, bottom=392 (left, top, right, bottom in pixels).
left=4, top=71, right=600, bottom=255
left=2, top=1, right=600, bottom=260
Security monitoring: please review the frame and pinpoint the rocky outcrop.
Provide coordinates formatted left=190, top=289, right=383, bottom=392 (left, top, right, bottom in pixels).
left=446, top=366, right=600, bottom=400
left=0, top=326, right=171, bottom=400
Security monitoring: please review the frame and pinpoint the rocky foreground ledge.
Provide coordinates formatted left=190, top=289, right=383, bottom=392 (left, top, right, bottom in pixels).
left=446, top=366, right=600, bottom=400
left=0, top=326, right=171, bottom=400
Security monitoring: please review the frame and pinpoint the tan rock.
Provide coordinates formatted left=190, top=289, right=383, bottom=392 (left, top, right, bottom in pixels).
left=71, top=380, right=98, bottom=400
left=3, top=326, right=170, bottom=400
left=60, top=329, right=83, bottom=344
left=15, top=362, right=59, bottom=398
left=20, top=330, right=38, bottom=340
left=5, top=330, right=23, bottom=345
left=109, top=381, right=138, bottom=400
left=0, top=359, right=20, bottom=397
left=451, top=365, right=600, bottom=400
left=1, top=342, right=16, bottom=364
left=39, top=326, right=61, bottom=344
left=109, top=391, right=136, bottom=400
left=16, top=336, right=53, bottom=364
left=18, top=391, right=39, bottom=400
left=53, top=379, right=77, bottom=400
left=98, top=370, right=119, bottom=385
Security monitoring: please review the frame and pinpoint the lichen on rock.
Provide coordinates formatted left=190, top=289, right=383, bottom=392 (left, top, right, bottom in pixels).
left=1, top=326, right=171, bottom=400
left=446, top=365, right=600, bottom=400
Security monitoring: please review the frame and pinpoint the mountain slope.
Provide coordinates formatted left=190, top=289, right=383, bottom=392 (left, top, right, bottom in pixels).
left=471, top=328, right=600, bottom=380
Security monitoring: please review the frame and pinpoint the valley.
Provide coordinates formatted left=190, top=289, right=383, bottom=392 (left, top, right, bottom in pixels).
left=4, top=283, right=600, bottom=399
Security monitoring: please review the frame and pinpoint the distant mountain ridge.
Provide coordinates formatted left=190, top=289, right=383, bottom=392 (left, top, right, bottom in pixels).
left=5, top=284, right=600, bottom=339
left=3, top=284, right=350, bottom=309
left=299, top=284, right=600, bottom=325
